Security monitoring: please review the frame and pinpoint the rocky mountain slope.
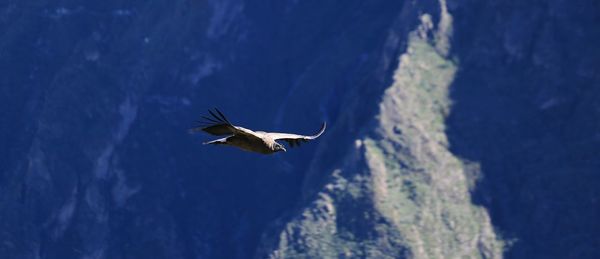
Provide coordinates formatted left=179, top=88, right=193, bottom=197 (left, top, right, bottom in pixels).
left=0, top=0, right=598, bottom=258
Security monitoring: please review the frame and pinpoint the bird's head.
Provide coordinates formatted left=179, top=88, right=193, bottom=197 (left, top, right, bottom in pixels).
left=274, top=143, right=287, bottom=153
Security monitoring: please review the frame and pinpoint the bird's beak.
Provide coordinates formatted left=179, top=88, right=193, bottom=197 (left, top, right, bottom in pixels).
left=282, top=147, right=287, bottom=152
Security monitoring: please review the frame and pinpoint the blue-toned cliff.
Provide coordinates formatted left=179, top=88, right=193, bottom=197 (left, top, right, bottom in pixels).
left=0, top=1, right=598, bottom=258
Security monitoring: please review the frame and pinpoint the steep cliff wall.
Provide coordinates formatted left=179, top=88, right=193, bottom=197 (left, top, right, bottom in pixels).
left=0, top=0, right=598, bottom=258
left=256, top=2, right=503, bottom=257
left=447, top=1, right=600, bottom=257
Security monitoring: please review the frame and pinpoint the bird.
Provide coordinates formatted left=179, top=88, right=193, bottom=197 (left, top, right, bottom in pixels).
left=189, top=108, right=326, bottom=154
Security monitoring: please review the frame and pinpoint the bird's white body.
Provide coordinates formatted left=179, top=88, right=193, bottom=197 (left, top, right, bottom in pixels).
left=209, top=131, right=278, bottom=154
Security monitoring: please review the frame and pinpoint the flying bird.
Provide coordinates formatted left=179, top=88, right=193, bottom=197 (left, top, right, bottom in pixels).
left=189, top=108, right=326, bottom=154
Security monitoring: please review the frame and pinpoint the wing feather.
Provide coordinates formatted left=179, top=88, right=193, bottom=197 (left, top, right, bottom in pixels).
left=266, top=122, right=326, bottom=148
left=215, top=108, right=232, bottom=124
left=201, top=115, right=220, bottom=123
left=189, top=108, right=260, bottom=138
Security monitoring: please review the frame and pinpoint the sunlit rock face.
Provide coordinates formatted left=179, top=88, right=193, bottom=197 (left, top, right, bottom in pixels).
left=0, top=0, right=598, bottom=258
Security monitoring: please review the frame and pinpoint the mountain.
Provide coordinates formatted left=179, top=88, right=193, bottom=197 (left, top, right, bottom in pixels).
left=0, top=0, right=598, bottom=258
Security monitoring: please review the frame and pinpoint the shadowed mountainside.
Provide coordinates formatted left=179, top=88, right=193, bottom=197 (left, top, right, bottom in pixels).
left=0, top=0, right=598, bottom=258
left=446, top=1, right=600, bottom=257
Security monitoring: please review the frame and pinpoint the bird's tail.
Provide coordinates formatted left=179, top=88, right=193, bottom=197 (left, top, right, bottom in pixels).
left=203, top=137, right=228, bottom=145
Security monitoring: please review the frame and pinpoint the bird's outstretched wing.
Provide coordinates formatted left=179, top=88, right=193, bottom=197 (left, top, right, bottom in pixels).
left=189, top=108, right=257, bottom=137
left=266, top=122, right=326, bottom=148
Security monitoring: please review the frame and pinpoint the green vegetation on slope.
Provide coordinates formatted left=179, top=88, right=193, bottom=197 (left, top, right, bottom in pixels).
left=260, top=11, right=503, bottom=259
left=363, top=23, right=504, bottom=257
